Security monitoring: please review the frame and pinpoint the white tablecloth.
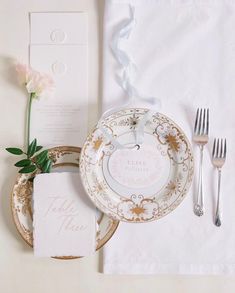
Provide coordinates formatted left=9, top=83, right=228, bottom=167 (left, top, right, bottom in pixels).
left=102, top=0, right=235, bottom=274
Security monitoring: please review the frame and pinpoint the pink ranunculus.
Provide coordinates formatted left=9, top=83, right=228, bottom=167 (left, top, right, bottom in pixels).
left=38, top=73, right=55, bottom=98
left=26, top=71, right=55, bottom=98
left=15, top=63, right=32, bottom=85
left=16, top=62, right=55, bottom=98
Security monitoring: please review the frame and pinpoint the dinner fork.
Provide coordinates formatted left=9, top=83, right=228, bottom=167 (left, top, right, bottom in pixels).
left=212, top=138, right=227, bottom=227
left=193, top=108, right=209, bottom=217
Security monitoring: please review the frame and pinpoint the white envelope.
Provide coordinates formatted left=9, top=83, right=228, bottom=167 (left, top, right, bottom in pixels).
left=30, top=12, right=87, bottom=45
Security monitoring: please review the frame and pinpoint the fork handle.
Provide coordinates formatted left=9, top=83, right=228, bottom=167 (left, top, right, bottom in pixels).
left=197, top=145, right=204, bottom=209
left=215, top=169, right=222, bottom=227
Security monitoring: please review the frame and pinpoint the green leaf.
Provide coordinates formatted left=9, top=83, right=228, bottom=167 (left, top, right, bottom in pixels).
left=19, top=165, right=37, bottom=174
left=15, top=159, right=31, bottom=167
left=27, top=139, right=37, bottom=158
left=35, top=150, right=48, bottom=165
left=36, top=146, right=43, bottom=152
left=5, top=148, right=23, bottom=155
left=42, top=159, right=52, bottom=173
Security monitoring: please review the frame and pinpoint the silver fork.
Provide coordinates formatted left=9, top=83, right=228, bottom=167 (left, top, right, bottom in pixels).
left=212, top=138, right=227, bottom=227
left=193, top=108, right=209, bottom=216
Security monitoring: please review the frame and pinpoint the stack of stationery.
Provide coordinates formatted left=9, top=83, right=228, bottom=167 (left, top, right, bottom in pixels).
left=30, top=12, right=88, bottom=147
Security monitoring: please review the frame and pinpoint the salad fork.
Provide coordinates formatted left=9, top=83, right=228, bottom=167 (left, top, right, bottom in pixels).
left=212, top=138, right=227, bottom=227
left=193, top=108, right=209, bottom=217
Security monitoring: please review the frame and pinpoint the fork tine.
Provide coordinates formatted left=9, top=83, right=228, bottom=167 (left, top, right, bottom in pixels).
left=199, top=109, right=202, bottom=135
left=202, top=109, right=206, bottom=134
left=224, top=139, right=227, bottom=158
left=194, top=108, right=199, bottom=134
left=206, top=109, right=209, bottom=135
left=216, top=138, right=219, bottom=158
left=220, top=139, right=223, bottom=158
left=212, top=138, right=216, bottom=158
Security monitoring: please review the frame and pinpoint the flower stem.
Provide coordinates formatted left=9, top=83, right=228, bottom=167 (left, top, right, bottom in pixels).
left=26, top=93, right=35, bottom=148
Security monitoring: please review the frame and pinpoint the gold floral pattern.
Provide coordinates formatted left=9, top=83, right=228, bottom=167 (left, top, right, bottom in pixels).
left=49, top=148, right=74, bottom=163
left=130, top=206, right=146, bottom=216
left=93, top=137, right=103, bottom=151
left=117, top=195, right=159, bottom=222
left=165, top=134, right=180, bottom=152
left=154, top=120, right=191, bottom=166
left=118, top=114, right=140, bottom=129
left=91, top=178, right=107, bottom=196
left=82, top=127, right=113, bottom=167
left=14, top=177, right=33, bottom=217
left=21, top=224, right=33, bottom=246
left=163, top=178, right=182, bottom=201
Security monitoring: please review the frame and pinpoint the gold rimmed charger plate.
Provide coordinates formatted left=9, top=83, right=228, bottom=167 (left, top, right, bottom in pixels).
left=80, top=109, right=194, bottom=223
left=11, top=146, right=119, bottom=259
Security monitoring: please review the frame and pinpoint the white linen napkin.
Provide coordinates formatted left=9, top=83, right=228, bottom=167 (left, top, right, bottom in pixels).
left=102, top=0, right=235, bottom=274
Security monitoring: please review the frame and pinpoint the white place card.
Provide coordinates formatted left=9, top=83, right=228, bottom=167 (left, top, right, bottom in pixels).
left=33, top=173, right=96, bottom=257
left=29, top=12, right=88, bottom=147
left=108, top=145, right=167, bottom=189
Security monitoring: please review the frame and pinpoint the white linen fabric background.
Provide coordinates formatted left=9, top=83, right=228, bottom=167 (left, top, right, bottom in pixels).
left=102, top=0, right=235, bottom=274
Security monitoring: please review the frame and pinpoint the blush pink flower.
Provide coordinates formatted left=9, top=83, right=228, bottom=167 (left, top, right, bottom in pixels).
left=16, top=62, right=55, bottom=98
left=26, top=71, right=55, bottom=98
left=15, top=63, right=32, bottom=85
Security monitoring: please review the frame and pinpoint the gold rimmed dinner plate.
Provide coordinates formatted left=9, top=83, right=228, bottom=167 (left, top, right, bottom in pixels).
left=11, top=146, right=119, bottom=259
left=80, top=109, right=194, bottom=223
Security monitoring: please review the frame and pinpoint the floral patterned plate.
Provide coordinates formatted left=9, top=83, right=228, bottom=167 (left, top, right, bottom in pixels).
left=80, top=109, right=194, bottom=223
left=11, top=146, right=119, bottom=259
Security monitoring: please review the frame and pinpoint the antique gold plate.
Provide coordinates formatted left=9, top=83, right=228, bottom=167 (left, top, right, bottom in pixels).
left=11, top=146, right=119, bottom=259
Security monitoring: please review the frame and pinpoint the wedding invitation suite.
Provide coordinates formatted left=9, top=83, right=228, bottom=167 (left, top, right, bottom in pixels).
left=33, top=173, right=96, bottom=257
left=29, top=12, right=88, bottom=147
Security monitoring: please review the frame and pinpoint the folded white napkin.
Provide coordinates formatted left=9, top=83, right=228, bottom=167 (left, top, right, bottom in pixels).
left=102, top=0, right=235, bottom=274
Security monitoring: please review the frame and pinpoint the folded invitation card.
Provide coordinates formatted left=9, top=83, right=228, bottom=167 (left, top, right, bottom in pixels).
left=29, top=12, right=88, bottom=147
left=33, top=173, right=96, bottom=257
